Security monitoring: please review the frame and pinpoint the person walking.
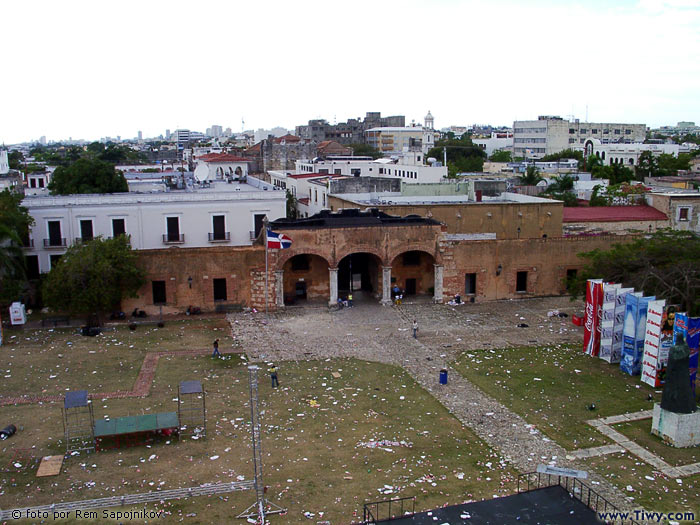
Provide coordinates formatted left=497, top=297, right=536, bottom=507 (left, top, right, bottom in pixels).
left=347, top=292, right=353, bottom=308
left=412, top=320, right=418, bottom=339
left=212, top=338, right=221, bottom=357
left=268, top=364, right=279, bottom=388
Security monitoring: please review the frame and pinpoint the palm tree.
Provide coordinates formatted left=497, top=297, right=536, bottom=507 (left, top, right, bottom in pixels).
left=518, top=166, right=544, bottom=186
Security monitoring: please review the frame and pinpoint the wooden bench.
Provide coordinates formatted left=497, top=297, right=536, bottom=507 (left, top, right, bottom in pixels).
left=41, top=316, right=70, bottom=327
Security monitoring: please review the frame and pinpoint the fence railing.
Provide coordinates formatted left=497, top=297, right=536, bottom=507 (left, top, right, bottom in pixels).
left=363, top=496, right=415, bottom=523
left=517, top=472, right=640, bottom=525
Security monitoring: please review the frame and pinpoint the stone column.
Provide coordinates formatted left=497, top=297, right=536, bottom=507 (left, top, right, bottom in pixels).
left=274, top=270, right=285, bottom=308
left=329, top=267, right=339, bottom=307
left=381, top=266, right=392, bottom=305
left=433, top=264, right=444, bottom=303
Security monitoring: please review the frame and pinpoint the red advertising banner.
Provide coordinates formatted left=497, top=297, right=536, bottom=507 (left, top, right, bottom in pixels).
left=584, top=279, right=603, bottom=356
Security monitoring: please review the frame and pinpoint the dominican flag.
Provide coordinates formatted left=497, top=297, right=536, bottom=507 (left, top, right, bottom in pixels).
left=266, top=229, right=293, bottom=249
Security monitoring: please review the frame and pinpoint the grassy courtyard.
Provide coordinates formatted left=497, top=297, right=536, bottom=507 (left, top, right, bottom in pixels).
left=452, top=344, right=700, bottom=521
left=452, top=344, right=661, bottom=450
left=0, top=320, right=516, bottom=523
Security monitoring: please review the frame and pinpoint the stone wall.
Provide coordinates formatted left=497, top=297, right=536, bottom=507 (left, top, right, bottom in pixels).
left=327, top=197, right=562, bottom=239
left=123, top=227, right=635, bottom=312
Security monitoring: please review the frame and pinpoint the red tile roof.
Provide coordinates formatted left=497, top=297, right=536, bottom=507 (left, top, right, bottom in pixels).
left=563, top=206, right=668, bottom=223
left=273, top=134, right=301, bottom=144
left=198, top=153, right=250, bottom=163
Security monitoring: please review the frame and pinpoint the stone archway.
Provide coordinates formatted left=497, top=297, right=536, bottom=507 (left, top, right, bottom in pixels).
left=337, top=252, right=383, bottom=303
left=280, top=254, right=330, bottom=305
left=390, top=250, right=437, bottom=298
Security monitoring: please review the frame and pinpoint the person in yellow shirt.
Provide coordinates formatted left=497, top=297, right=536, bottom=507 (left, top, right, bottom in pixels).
left=268, top=364, right=279, bottom=388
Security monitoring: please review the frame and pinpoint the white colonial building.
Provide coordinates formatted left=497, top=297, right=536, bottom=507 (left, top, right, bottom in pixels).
left=583, top=139, right=698, bottom=167
left=193, top=153, right=250, bottom=182
left=22, top=178, right=285, bottom=275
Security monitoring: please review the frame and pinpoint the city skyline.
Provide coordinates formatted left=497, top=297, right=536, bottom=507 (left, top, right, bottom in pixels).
left=2, top=0, right=699, bottom=145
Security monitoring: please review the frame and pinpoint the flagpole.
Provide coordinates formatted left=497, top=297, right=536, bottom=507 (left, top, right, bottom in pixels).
left=264, top=224, right=269, bottom=319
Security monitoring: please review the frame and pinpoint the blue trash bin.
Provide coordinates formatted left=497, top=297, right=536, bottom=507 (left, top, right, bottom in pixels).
left=439, top=369, right=448, bottom=385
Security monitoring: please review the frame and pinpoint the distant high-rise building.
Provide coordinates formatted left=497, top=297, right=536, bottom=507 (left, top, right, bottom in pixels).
left=210, top=125, right=223, bottom=138
left=39, top=136, right=47, bottom=145
left=166, top=129, right=171, bottom=140
left=0, top=149, right=9, bottom=175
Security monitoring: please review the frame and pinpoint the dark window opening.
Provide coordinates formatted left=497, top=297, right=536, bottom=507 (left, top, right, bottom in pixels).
left=48, top=220, right=62, bottom=245
left=213, top=278, right=227, bottom=302
left=679, top=208, right=689, bottom=221
left=254, top=214, right=266, bottom=239
left=291, top=255, right=310, bottom=271
left=50, top=254, right=62, bottom=269
left=26, top=255, right=40, bottom=279
left=80, top=220, right=93, bottom=241
left=166, top=217, right=180, bottom=242
left=152, top=280, right=166, bottom=305
left=112, top=218, right=126, bottom=237
left=465, top=273, right=476, bottom=295
left=402, top=251, right=421, bottom=266
left=212, top=215, right=226, bottom=239
left=516, top=271, right=528, bottom=293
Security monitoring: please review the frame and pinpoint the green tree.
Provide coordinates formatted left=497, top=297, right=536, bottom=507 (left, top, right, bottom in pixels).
left=0, top=190, right=34, bottom=305
left=8, top=151, right=24, bottom=170
left=86, top=141, right=105, bottom=155
left=657, top=153, right=691, bottom=176
left=584, top=154, right=602, bottom=172
left=489, top=149, right=512, bottom=162
left=539, top=149, right=584, bottom=164
left=635, top=151, right=657, bottom=180
left=348, top=143, right=382, bottom=159
left=43, top=236, right=145, bottom=324
left=49, top=158, right=128, bottom=195
left=592, top=163, right=635, bottom=185
left=286, top=190, right=298, bottom=219
left=569, top=230, right=700, bottom=315
left=588, top=185, right=609, bottom=207
left=517, top=166, right=544, bottom=186
left=427, top=135, right=486, bottom=177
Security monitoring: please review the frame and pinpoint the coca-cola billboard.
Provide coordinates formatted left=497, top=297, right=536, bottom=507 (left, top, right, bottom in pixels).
left=583, top=279, right=603, bottom=356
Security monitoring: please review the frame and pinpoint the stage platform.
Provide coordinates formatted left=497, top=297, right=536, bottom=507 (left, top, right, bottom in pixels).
left=375, top=486, right=601, bottom=524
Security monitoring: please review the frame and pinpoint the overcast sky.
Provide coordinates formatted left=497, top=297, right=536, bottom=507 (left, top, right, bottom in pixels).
left=2, top=0, right=699, bottom=144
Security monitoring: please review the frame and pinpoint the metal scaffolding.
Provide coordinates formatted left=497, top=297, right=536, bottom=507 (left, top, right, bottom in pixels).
left=178, top=380, right=207, bottom=440
left=62, top=390, right=95, bottom=454
left=237, top=365, right=285, bottom=522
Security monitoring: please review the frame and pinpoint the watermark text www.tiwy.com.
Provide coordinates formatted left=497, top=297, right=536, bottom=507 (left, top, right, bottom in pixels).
left=598, top=509, right=695, bottom=523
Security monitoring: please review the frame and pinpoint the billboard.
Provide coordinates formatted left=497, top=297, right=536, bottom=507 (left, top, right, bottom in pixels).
left=621, top=294, right=655, bottom=375
left=599, top=283, right=620, bottom=362
left=583, top=279, right=603, bottom=356
left=641, top=301, right=679, bottom=387
left=673, top=313, right=700, bottom=395
left=610, top=288, right=634, bottom=364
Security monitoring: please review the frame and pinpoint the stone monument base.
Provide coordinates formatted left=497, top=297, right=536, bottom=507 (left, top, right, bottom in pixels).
left=651, top=403, right=700, bottom=448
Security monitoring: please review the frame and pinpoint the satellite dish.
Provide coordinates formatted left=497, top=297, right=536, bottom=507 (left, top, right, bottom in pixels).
left=194, top=163, right=209, bottom=182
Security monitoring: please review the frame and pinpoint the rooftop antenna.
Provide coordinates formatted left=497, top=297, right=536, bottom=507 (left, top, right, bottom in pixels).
left=585, top=104, right=588, bottom=123
left=242, top=117, right=245, bottom=133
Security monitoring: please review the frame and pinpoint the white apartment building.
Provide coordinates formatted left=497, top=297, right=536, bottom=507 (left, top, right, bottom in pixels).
left=583, top=139, right=698, bottom=167
left=513, top=116, right=646, bottom=159
left=22, top=179, right=286, bottom=275
left=473, top=132, right=514, bottom=157
left=294, top=152, right=447, bottom=183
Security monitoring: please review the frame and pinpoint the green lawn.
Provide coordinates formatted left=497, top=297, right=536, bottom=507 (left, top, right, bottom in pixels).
left=586, top=452, right=700, bottom=522
left=612, top=419, right=700, bottom=467
left=0, top=319, right=233, bottom=396
left=0, top=335, right=517, bottom=524
left=452, top=344, right=661, bottom=450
